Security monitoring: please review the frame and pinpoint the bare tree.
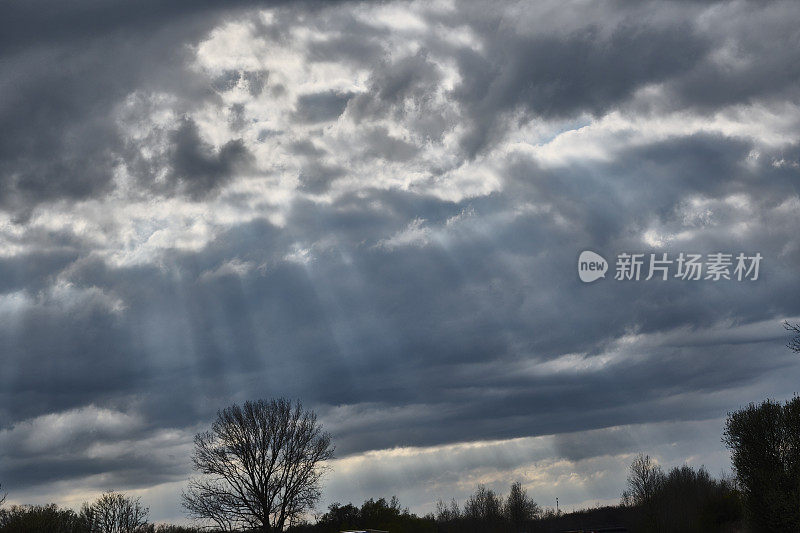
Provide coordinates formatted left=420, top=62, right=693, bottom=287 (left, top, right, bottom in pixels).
left=182, top=398, right=334, bottom=532
left=621, top=453, right=665, bottom=506
left=463, top=484, right=503, bottom=524
left=785, top=320, right=800, bottom=353
left=435, top=498, right=461, bottom=522
left=181, top=481, right=237, bottom=531
left=724, top=397, right=800, bottom=530
left=81, top=491, right=149, bottom=533
left=0, top=483, right=6, bottom=507
left=504, top=481, right=540, bottom=527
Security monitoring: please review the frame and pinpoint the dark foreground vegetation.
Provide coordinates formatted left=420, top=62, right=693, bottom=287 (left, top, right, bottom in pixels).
left=286, top=465, right=743, bottom=532
left=0, top=474, right=740, bottom=533
left=2, top=395, right=799, bottom=532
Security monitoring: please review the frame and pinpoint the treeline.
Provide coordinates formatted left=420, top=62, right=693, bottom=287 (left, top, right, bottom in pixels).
left=2, top=396, right=800, bottom=532
left=288, top=470, right=740, bottom=533
left=0, top=466, right=770, bottom=533
left=620, top=455, right=742, bottom=532
left=0, top=491, right=192, bottom=533
left=287, top=481, right=545, bottom=533
left=290, top=395, right=800, bottom=533
left=290, top=495, right=435, bottom=533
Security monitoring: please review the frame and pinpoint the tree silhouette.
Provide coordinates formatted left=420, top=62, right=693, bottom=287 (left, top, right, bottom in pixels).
left=435, top=498, right=461, bottom=522
left=504, top=481, right=540, bottom=527
left=80, top=491, right=149, bottom=533
left=463, top=484, right=503, bottom=530
left=621, top=453, right=665, bottom=507
left=724, top=397, right=800, bottom=531
left=785, top=321, right=800, bottom=354
left=182, top=398, right=334, bottom=532
left=0, top=503, right=83, bottom=532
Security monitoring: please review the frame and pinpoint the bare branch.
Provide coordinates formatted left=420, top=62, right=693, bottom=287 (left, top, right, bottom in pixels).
left=785, top=320, right=800, bottom=353
left=81, top=491, right=149, bottom=533
left=182, top=398, right=334, bottom=531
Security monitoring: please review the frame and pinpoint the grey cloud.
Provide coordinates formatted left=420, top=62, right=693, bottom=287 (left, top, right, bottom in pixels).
left=257, top=128, right=283, bottom=142
left=0, top=250, right=80, bottom=295
left=0, top=1, right=315, bottom=213
left=290, top=139, right=328, bottom=157
left=165, top=117, right=253, bottom=199
left=664, top=0, right=800, bottom=112
left=451, top=24, right=709, bottom=156
left=211, top=70, right=245, bottom=93
left=0, top=406, right=192, bottom=492
left=228, top=103, right=248, bottom=132
left=348, top=51, right=443, bottom=126
left=1, top=174, right=799, bottom=491
left=361, top=127, right=419, bottom=162
left=0, top=1, right=259, bottom=52
left=243, top=70, right=270, bottom=96
left=0, top=12, right=214, bottom=213
left=440, top=1, right=800, bottom=156
left=307, top=33, right=385, bottom=66
left=294, top=90, right=355, bottom=123
left=0, top=43, right=122, bottom=212
left=122, top=115, right=254, bottom=199
left=502, top=132, right=800, bottom=251
left=213, top=69, right=270, bottom=96
left=299, top=163, right=346, bottom=193
left=299, top=7, right=387, bottom=65
left=0, top=126, right=797, bottom=506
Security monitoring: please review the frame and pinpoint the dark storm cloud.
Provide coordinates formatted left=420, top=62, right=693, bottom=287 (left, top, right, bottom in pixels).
left=0, top=1, right=254, bottom=51
left=503, top=133, right=755, bottom=246
left=0, top=0, right=310, bottom=213
left=664, top=0, right=800, bottom=111
left=449, top=24, right=709, bottom=157
left=0, top=42, right=121, bottom=211
left=1, top=179, right=799, bottom=489
left=3, top=170, right=797, bottom=444
left=335, top=0, right=800, bottom=158
left=0, top=250, right=80, bottom=295
left=121, top=116, right=254, bottom=199
left=301, top=6, right=388, bottom=65
left=3, top=455, right=186, bottom=493
left=347, top=51, right=443, bottom=127
left=0, top=295, right=143, bottom=426
left=0, top=10, right=207, bottom=212
left=316, top=2, right=713, bottom=157
left=167, top=117, right=254, bottom=199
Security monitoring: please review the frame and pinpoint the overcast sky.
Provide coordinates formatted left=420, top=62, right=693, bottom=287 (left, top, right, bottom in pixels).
left=1, top=0, right=800, bottom=524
